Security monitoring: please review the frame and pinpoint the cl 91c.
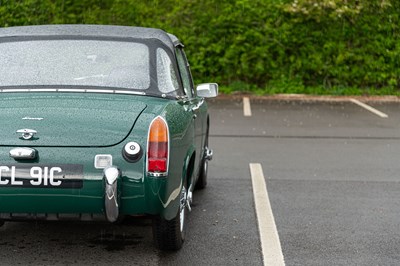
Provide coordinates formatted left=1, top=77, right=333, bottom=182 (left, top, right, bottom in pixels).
left=0, top=166, right=63, bottom=186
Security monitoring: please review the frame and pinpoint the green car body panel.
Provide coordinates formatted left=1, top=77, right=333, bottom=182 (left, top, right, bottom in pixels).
left=0, top=92, right=205, bottom=220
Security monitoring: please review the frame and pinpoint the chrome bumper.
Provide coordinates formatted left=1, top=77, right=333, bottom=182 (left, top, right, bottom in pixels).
left=104, top=166, right=120, bottom=223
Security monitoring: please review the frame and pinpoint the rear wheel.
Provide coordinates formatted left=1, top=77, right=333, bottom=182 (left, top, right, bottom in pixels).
left=152, top=183, right=187, bottom=251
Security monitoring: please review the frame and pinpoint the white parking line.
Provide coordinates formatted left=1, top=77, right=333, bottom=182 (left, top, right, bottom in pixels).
left=249, top=163, right=285, bottom=266
left=243, top=97, right=252, bottom=116
left=350, top=98, right=388, bottom=118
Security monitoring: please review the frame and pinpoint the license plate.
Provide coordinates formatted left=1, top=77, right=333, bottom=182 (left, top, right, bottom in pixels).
left=0, top=164, right=83, bottom=188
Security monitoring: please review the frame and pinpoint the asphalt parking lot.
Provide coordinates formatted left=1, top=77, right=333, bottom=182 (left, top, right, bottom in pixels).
left=2, top=96, right=400, bottom=265
left=206, top=97, right=400, bottom=266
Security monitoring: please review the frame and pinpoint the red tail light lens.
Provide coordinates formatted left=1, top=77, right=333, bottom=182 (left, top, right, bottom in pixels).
left=147, top=116, right=169, bottom=175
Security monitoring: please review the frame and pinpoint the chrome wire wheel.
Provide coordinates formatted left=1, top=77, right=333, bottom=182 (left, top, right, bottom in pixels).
left=203, top=159, right=208, bottom=178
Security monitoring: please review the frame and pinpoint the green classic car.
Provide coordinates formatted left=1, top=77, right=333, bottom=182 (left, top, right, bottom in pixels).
left=0, top=25, right=218, bottom=250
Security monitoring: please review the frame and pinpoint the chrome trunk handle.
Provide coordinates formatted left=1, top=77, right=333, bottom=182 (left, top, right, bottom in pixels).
left=16, top=129, right=37, bottom=140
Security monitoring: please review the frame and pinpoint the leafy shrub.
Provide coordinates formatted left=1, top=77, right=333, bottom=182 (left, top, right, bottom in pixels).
left=0, top=0, right=399, bottom=95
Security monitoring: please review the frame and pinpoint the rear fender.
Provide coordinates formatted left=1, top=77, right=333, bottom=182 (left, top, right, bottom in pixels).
left=183, top=146, right=196, bottom=190
left=160, top=145, right=195, bottom=220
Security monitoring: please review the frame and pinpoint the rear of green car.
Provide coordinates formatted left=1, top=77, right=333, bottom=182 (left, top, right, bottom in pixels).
left=0, top=93, right=187, bottom=219
left=0, top=24, right=217, bottom=250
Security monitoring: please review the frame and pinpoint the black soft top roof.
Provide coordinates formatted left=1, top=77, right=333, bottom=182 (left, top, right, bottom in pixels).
left=0, top=24, right=182, bottom=51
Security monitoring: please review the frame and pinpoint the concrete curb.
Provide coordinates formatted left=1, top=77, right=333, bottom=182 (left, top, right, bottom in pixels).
left=214, top=94, right=400, bottom=103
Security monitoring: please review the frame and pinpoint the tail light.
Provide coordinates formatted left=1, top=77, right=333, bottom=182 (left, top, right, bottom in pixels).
left=147, top=116, right=169, bottom=176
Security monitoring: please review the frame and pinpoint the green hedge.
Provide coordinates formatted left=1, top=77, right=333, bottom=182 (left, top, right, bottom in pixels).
left=0, top=0, right=399, bottom=95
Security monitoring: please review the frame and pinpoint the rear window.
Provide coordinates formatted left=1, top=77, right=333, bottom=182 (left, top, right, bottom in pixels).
left=157, top=48, right=179, bottom=94
left=0, top=40, right=151, bottom=90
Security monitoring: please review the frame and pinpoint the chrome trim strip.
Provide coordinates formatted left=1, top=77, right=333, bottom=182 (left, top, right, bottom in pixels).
left=148, top=172, right=168, bottom=178
left=3, top=89, right=29, bottom=92
left=86, top=89, right=114, bottom=94
left=29, top=89, right=57, bottom=92
left=58, top=89, right=85, bottom=92
left=22, top=117, right=44, bottom=121
left=0, top=88, right=147, bottom=96
left=115, top=90, right=146, bottom=95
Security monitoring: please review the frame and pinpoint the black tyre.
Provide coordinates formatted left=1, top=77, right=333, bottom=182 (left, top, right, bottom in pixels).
left=196, top=157, right=208, bottom=190
left=152, top=183, right=187, bottom=251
